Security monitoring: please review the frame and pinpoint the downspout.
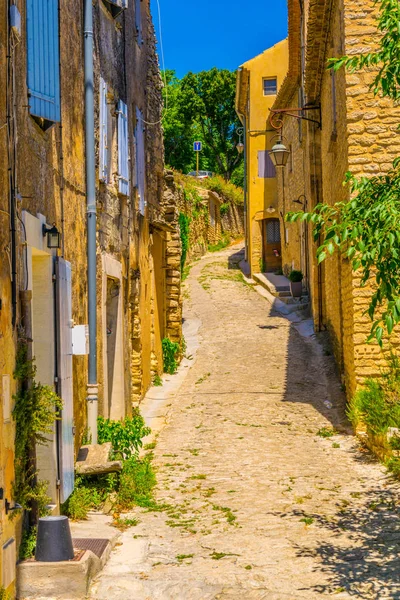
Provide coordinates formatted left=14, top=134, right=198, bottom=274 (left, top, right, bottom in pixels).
left=237, top=110, right=248, bottom=262
left=84, top=0, right=98, bottom=444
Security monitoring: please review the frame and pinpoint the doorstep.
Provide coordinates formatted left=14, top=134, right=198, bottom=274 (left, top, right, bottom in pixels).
left=17, top=514, right=119, bottom=600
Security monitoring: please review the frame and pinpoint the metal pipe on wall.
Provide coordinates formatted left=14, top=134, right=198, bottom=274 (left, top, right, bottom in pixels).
left=84, top=0, right=98, bottom=444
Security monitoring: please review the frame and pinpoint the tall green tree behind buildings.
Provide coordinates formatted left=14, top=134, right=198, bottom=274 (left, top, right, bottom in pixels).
left=162, top=68, right=243, bottom=181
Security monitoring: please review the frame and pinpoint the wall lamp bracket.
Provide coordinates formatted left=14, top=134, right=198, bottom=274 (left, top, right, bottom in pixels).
left=269, top=105, right=321, bottom=132
left=293, top=194, right=307, bottom=206
left=5, top=499, right=22, bottom=515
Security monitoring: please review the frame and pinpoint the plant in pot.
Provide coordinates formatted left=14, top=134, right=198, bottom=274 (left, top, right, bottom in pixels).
left=288, top=270, right=303, bottom=298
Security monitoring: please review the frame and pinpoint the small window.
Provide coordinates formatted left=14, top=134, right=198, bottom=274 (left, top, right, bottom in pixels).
left=266, top=220, right=281, bottom=243
left=258, top=151, right=276, bottom=178
left=263, top=77, right=277, bottom=96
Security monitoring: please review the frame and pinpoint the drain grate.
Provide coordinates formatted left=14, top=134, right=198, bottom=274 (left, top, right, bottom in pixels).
left=72, top=538, right=109, bottom=559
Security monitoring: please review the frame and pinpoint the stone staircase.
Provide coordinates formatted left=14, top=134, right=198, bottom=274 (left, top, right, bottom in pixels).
left=253, top=272, right=310, bottom=316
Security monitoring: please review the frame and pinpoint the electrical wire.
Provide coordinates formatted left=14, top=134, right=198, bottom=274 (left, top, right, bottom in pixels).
left=141, top=0, right=168, bottom=126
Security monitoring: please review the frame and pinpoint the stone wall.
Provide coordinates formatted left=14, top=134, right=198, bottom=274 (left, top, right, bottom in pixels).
left=275, top=0, right=399, bottom=400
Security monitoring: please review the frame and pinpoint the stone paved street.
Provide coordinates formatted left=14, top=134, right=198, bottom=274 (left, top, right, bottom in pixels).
left=90, top=245, right=400, bottom=600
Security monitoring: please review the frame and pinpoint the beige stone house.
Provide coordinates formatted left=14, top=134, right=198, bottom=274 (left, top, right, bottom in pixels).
left=273, top=0, right=398, bottom=397
left=0, top=0, right=181, bottom=591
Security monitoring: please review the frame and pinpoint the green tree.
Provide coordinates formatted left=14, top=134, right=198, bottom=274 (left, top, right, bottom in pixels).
left=162, top=68, right=243, bottom=180
left=162, top=70, right=194, bottom=173
left=286, top=0, right=400, bottom=345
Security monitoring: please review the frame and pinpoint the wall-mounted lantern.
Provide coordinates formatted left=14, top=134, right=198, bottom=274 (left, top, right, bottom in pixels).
left=236, top=127, right=245, bottom=154
left=269, top=138, right=290, bottom=168
left=42, top=224, right=61, bottom=249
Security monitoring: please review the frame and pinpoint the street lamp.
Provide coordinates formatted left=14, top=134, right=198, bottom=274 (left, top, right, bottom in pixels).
left=236, top=127, right=245, bottom=154
left=42, top=223, right=61, bottom=249
left=269, top=138, right=290, bottom=168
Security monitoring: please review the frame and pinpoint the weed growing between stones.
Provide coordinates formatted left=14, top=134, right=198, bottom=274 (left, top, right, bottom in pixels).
left=162, top=338, right=181, bottom=374
left=176, top=554, right=194, bottom=561
left=153, top=374, right=163, bottom=387
left=112, top=516, right=139, bottom=530
left=316, top=427, right=336, bottom=438
left=210, top=551, right=239, bottom=560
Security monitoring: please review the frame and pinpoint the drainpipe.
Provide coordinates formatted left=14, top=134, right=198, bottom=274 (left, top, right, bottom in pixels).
left=84, top=0, right=98, bottom=444
left=237, top=111, right=248, bottom=262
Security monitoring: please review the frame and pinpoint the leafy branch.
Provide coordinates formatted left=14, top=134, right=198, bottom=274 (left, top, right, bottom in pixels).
left=287, top=0, right=400, bottom=345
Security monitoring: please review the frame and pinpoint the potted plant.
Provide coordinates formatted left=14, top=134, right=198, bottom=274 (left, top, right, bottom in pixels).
left=288, top=270, right=303, bottom=297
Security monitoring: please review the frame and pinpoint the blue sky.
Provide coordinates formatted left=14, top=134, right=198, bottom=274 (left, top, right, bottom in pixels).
left=152, top=0, right=288, bottom=78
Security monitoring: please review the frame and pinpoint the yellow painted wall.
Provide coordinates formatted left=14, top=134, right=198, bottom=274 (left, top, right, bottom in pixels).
left=239, top=39, right=289, bottom=275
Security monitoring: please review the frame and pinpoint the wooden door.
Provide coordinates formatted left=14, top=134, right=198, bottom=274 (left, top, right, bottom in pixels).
left=263, top=218, right=282, bottom=272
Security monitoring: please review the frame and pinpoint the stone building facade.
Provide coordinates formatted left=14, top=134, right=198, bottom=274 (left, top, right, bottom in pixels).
left=0, top=0, right=180, bottom=592
left=272, top=0, right=397, bottom=397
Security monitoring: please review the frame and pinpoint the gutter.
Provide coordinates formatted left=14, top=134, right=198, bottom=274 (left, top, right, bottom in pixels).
left=84, top=0, right=98, bottom=444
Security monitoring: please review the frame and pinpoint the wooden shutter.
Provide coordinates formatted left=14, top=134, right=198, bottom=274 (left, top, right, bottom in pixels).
left=56, top=258, right=74, bottom=504
left=258, top=151, right=276, bottom=178
left=26, top=0, right=61, bottom=123
left=118, top=100, right=130, bottom=196
left=135, top=107, right=145, bottom=214
left=99, top=78, right=108, bottom=183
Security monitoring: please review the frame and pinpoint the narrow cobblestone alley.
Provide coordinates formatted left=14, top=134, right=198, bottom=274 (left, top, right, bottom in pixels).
left=90, top=245, right=400, bottom=600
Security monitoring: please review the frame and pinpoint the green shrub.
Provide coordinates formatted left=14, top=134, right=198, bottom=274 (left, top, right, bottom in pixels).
left=162, top=338, right=180, bottom=374
left=348, top=357, right=400, bottom=436
left=62, top=472, right=119, bottom=520
left=220, top=202, right=229, bottom=217
left=117, top=457, right=156, bottom=509
left=19, top=526, right=37, bottom=560
left=97, top=410, right=151, bottom=459
left=288, top=270, right=303, bottom=283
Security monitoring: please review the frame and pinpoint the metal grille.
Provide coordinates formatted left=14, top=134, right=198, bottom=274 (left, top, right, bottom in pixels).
left=266, top=220, right=281, bottom=243
left=72, top=539, right=109, bottom=559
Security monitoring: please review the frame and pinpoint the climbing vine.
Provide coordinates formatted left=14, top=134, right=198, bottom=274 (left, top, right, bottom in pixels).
left=12, top=339, right=63, bottom=517
left=287, top=0, right=400, bottom=345
left=179, top=212, right=190, bottom=273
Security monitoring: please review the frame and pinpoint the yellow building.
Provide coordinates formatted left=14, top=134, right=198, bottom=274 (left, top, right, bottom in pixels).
left=235, top=40, right=289, bottom=277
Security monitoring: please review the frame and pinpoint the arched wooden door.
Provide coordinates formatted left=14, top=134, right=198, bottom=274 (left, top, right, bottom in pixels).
left=263, top=218, right=282, bottom=272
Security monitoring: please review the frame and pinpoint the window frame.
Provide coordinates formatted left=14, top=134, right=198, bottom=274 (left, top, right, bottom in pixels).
left=262, top=77, right=278, bottom=96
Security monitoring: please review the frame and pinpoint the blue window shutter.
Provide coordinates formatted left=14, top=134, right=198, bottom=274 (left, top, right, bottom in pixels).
left=135, top=107, right=145, bottom=214
left=118, top=100, right=130, bottom=196
left=26, top=0, right=61, bottom=123
left=99, top=78, right=108, bottom=183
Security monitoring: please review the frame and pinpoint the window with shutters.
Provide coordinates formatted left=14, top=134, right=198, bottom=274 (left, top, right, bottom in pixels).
left=136, top=0, right=143, bottom=44
left=26, top=0, right=61, bottom=128
left=102, top=0, right=128, bottom=18
left=266, top=219, right=281, bottom=243
left=99, top=78, right=108, bottom=183
left=258, top=151, right=276, bottom=178
left=117, top=100, right=130, bottom=196
left=135, top=107, right=146, bottom=215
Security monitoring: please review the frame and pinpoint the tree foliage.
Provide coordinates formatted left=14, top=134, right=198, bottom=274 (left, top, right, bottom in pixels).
left=287, top=0, right=400, bottom=345
left=162, top=68, right=243, bottom=180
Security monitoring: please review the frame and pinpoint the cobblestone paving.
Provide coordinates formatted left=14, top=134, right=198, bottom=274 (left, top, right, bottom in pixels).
left=90, top=246, right=400, bottom=600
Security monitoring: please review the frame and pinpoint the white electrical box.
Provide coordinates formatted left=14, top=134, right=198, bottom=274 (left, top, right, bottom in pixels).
left=10, top=6, right=21, bottom=38
left=72, top=325, right=89, bottom=355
